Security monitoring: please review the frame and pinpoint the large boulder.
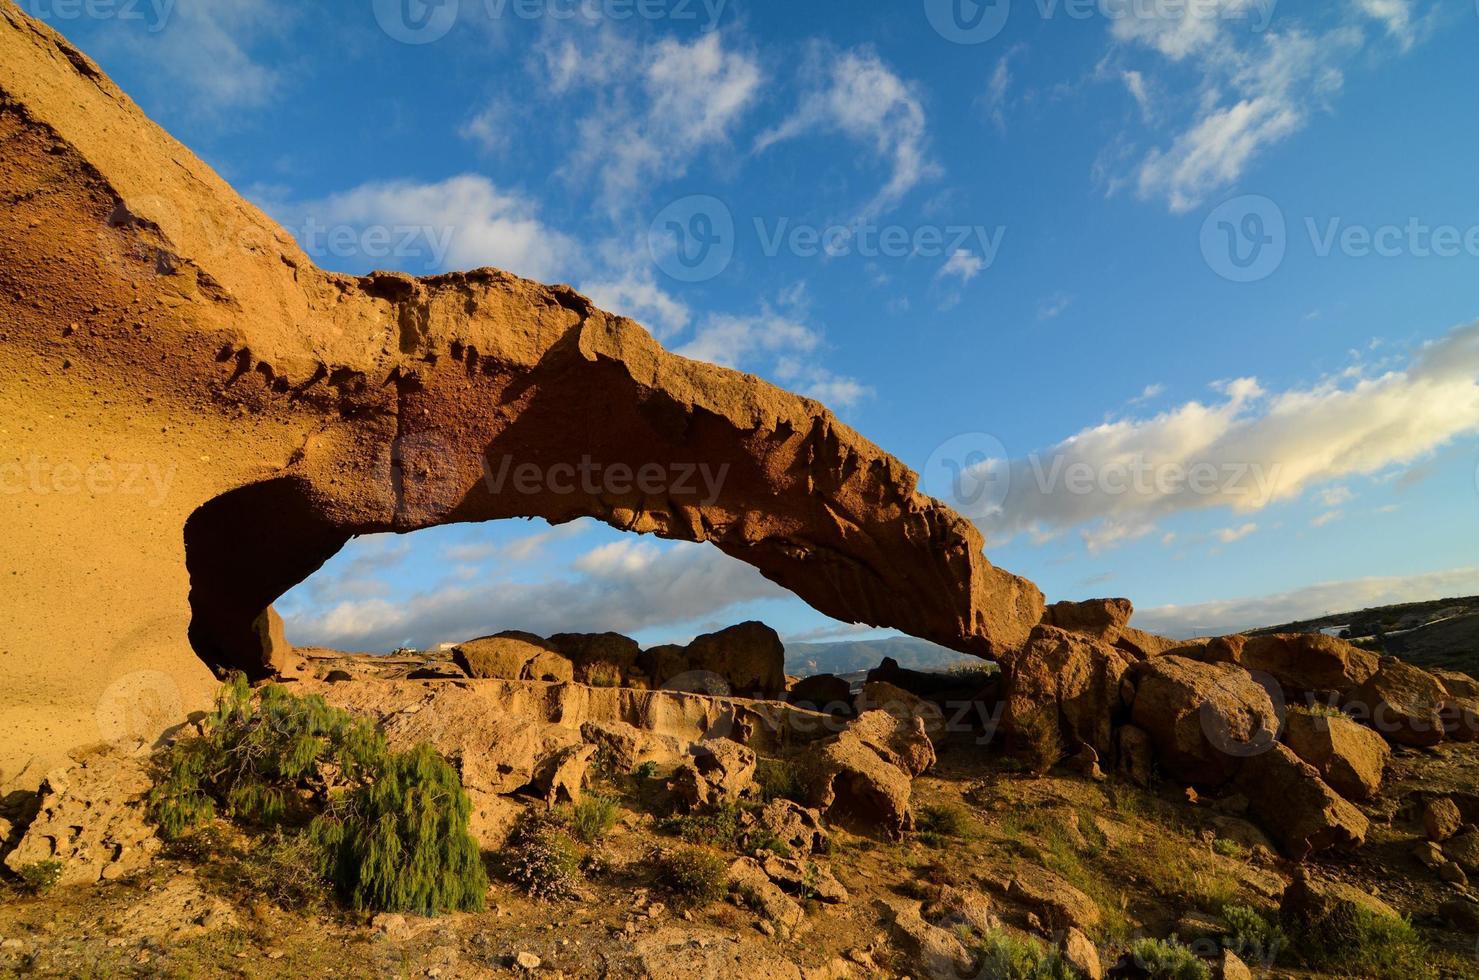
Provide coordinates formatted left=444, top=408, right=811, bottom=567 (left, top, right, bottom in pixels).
left=854, top=681, right=946, bottom=743
left=546, top=632, right=642, bottom=687
left=787, top=674, right=853, bottom=714
left=639, top=623, right=788, bottom=699
left=668, top=738, right=758, bottom=810
left=1348, top=658, right=1448, bottom=747
left=999, top=625, right=1135, bottom=762
left=1040, top=597, right=1177, bottom=658
left=453, top=632, right=574, bottom=683
left=0, top=0, right=1045, bottom=786
left=799, top=711, right=928, bottom=839
left=1127, top=656, right=1279, bottom=786
left=1280, top=871, right=1401, bottom=950
left=1236, top=744, right=1368, bottom=860
left=1283, top=709, right=1390, bottom=801
left=1196, top=633, right=1378, bottom=700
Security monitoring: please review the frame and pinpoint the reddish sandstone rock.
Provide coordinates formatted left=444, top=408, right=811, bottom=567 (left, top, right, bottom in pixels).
left=1236, top=744, right=1368, bottom=861
left=999, top=625, right=1135, bottom=762
left=1128, top=656, right=1279, bottom=787
left=453, top=632, right=574, bottom=683
left=1195, top=633, right=1378, bottom=700
left=0, top=1, right=1044, bottom=781
left=1349, top=657, right=1448, bottom=747
left=1283, top=709, right=1390, bottom=801
left=799, top=710, right=929, bottom=839
left=1040, top=598, right=1177, bottom=659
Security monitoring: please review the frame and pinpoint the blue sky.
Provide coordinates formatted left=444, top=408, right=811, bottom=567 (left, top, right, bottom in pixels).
left=40, top=0, right=1479, bottom=648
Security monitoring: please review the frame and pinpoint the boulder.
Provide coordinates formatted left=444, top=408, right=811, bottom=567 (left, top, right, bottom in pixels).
left=1064, top=927, right=1104, bottom=979
left=1422, top=796, right=1463, bottom=842
left=578, top=720, right=685, bottom=773
left=1348, top=658, right=1447, bottom=747
left=546, top=632, right=641, bottom=687
left=532, top=743, right=595, bottom=806
left=0, top=1, right=1046, bottom=784
left=1041, top=598, right=1133, bottom=639
left=799, top=713, right=925, bottom=839
left=1236, top=744, right=1368, bottom=861
left=854, top=681, right=946, bottom=743
left=922, top=885, right=1000, bottom=937
left=756, top=799, right=830, bottom=858
left=1129, top=656, right=1279, bottom=786
left=729, top=857, right=804, bottom=933
left=1444, top=830, right=1479, bottom=873
left=1279, top=871, right=1400, bottom=950
left=999, top=625, right=1136, bottom=762
left=3, top=745, right=159, bottom=885
left=457, top=718, right=587, bottom=797
left=1197, top=633, right=1379, bottom=699
left=1005, top=865, right=1102, bottom=931
left=669, top=738, right=757, bottom=811
left=760, top=855, right=848, bottom=903
left=1282, top=709, right=1390, bottom=801
left=876, top=897, right=973, bottom=979
left=866, top=655, right=988, bottom=701
left=788, top=674, right=854, bottom=714
left=1116, top=724, right=1154, bottom=787
left=1216, top=950, right=1252, bottom=980
left=465, top=791, right=522, bottom=851
left=1440, top=895, right=1479, bottom=933
left=684, top=622, right=787, bottom=700
left=1435, top=669, right=1479, bottom=700
left=453, top=632, right=574, bottom=683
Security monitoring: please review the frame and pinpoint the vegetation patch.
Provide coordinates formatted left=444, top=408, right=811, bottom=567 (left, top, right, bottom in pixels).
left=652, top=845, right=728, bottom=908
left=1125, top=938, right=1211, bottom=980
left=505, top=813, right=584, bottom=901
left=565, top=794, right=620, bottom=844
left=973, top=928, right=1078, bottom=980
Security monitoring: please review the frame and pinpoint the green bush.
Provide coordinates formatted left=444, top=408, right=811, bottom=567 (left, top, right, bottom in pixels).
left=1016, top=709, right=1064, bottom=775
left=15, top=859, right=63, bottom=895
left=1220, top=904, right=1285, bottom=963
left=1211, top=838, right=1245, bottom=859
left=918, top=803, right=972, bottom=838
left=238, top=828, right=334, bottom=912
left=1290, top=905, right=1432, bottom=978
left=1127, top=939, right=1210, bottom=980
left=973, top=929, right=1078, bottom=980
left=633, top=761, right=659, bottom=781
left=653, top=846, right=728, bottom=908
left=149, top=676, right=486, bottom=916
left=754, top=757, right=801, bottom=803
left=566, top=794, right=620, bottom=844
left=505, top=814, right=583, bottom=901
left=661, top=803, right=744, bottom=849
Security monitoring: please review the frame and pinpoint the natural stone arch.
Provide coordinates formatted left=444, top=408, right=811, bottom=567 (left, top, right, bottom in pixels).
left=0, top=5, right=1042, bottom=783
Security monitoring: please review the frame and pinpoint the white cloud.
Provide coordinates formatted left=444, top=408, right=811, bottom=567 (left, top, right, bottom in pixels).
left=1122, top=70, right=1153, bottom=121
left=937, top=250, right=985, bottom=285
left=443, top=521, right=591, bottom=564
left=581, top=268, right=692, bottom=340
left=98, top=0, right=284, bottom=113
left=1131, top=383, right=1167, bottom=405
left=1133, top=565, right=1479, bottom=638
left=676, top=309, right=820, bottom=369
left=282, top=539, right=789, bottom=652
left=547, top=30, right=762, bottom=209
left=460, top=97, right=518, bottom=155
left=969, top=319, right=1479, bottom=546
left=1082, top=521, right=1155, bottom=555
left=1310, top=510, right=1344, bottom=527
left=1037, top=293, right=1074, bottom=321
left=1352, top=0, right=1419, bottom=50
left=285, top=175, right=579, bottom=282
left=758, top=46, right=937, bottom=219
left=981, top=45, right=1027, bottom=132
left=1319, top=486, right=1355, bottom=507
left=1215, top=522, right=1258, bottom=543
left=774, top=361, right=874, bottom=409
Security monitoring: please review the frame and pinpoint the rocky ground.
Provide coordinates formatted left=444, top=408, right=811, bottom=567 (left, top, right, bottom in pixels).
left=4, top=603, right=1479, bottom=978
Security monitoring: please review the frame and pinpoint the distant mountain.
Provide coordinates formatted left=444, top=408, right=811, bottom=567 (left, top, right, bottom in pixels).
left=1251, top=595, right=1479, bottom=675
left=784, top=636, right=981, bottom=678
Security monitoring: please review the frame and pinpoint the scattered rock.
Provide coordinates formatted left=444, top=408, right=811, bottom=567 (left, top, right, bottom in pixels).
left=453, top=632, right=573, bottom=683
left=1063, top=927, right=1103, bottom=980
left=1423, top=797, right=1463, bottom=842
left=1443, top=830, right=1479, bottom=873
left=1235, top=743, right=1368, bottom=861
left=854, top=681, right=945, bottom=743
left=845, top=708, right=936, bottom=778
left=798, top=711, right=930, bottom=839
left=1348, top=658, right=1448, bottom=747
left=729, top=857, right=804, bottom=933
left=1440, top=861, right=1468, bottom=885
left=1216, top=950, right=1252, bottom=980
left=760, top=856, right=848, bottom=903
left=756, top=799, right=830, bottom=857
left=1280, top=872, right=1399, bottom=949
left=1440, top=895, right=1479, bottom=933
left=514, top=950, right=542, bottom=970
left=533, top=743, right=596, bottom=806
left=922, top=885, right=999, bottom=937
left=876, top=897, right=972, bottom=979
left=1129, top=656, right=1279, bottom=786
left=1282, top=709, right=1390, bottom=800
left=1005, top=865, right=1102, bottom=932
left=3, top=745, right=159, bottom=885
left=1412, top=840, right=1445, bottom=869
left=1202, top=633, right=1379, bottom=699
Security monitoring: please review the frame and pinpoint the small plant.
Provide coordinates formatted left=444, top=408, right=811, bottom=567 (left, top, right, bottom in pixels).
left=16, top=859, right=63, bottom=895
left=973, top=928, right=1078, bottom=980
left=1016, top=709, right=1064, bottom=775
left=1126, top=938, right=1211, bottom=980
left=1294, top=701, right=1347, bottom=719
left=754, top=757, right=802, bottom=803
left=652, top=846, right=728, bottom=908
left=238, top=828, right=333, bottom=912
left=1211, top=838, right=1245, bottom=859
left=566, top=794, right=620, bottom=844
left=505, top=814, right=583, bottom=901
left=1289, top=904, right=1432, bottom=978
left=661, top=803, right=744, bottom=850
left=1220, top=904, right=1285, bottom=964
left=633, top=761, right=659, bottom=781
left=918, top=802, right=972, bottom=838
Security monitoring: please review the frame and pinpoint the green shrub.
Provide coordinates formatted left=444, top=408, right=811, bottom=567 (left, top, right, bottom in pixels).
left=973, top=929, right=1078, bottom=979
left=505, top=814, right=583, bottom=901
left=633, top=761, right=659, bottom=781
left=661, top=803, right=744, bottom=849
left=918, top=803, right=972, bottom=838
left=149, top=676, right=486, bottom=916
left=566, top=794, right=620, bottom=844
left=238, top=828, right=334, bottom=911
left=15, top=859, right=63, bottom=895
left=653, top=846, right=728, bottom=908
left=1211, top=838, right=1245, bottom=859
left=1016, top=709, right=1064, bottom=775
left=1291, top=905, right=1432, bottom=978
left=1127, top=939, right=1210, bottom=980
left=1220, top=904, right=1285, bottom=963
left=310, top=743, right=487, bottom=915
left=754, top=757, right=801, bottom=803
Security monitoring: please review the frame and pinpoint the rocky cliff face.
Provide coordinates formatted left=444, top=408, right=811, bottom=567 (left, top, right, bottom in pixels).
left=0, top=1, right=1042, bottom=787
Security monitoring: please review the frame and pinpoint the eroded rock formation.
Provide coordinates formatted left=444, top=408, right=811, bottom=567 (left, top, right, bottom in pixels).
left=0, top=3, right=1042, bottom=784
